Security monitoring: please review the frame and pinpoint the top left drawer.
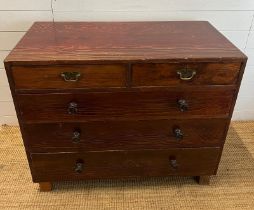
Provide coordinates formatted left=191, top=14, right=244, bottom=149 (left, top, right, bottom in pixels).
left=12, top=64, right=127, bottom=90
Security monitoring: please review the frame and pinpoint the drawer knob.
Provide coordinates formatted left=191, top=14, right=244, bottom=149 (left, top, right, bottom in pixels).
left=169, top=157, right=178, bottom=170
left=68, top=102, right=78, bottom=114
left=173, top=128, right=184, bottom=140
left=177, top=99, right=188, bottom=112
left=72, top=130, right=81, bottom=143
left=75, top=160, right=84, bottom=173
left=61, top=72, right=81, bottom=82
left=177, top=68, right=196, bottom=80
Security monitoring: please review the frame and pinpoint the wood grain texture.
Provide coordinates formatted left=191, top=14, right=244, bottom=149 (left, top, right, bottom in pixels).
left=17, top=89, right=235, bottom=123
left=3, top=21, right=247, bottom=187
left=30, top=148, right=220, bottom=182
left=12, top=64, right=127, bottom=89
left=132, top=62, right=241, bottom=86
left=23, top=119, right=228, bottom=152
left=4, top=21, right=246, bottom=65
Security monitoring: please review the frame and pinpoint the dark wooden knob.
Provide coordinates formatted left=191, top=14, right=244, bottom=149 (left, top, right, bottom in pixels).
left=177, top=99, right=188, bottom=112
left=169, top=157, right=178, bottom=170
left=68, top=102, right=78, bottom=114
left=74, top=160, right=84, bottom=173
left=72, top=130, right=81, bottom=143
left=173, top=128, right=184, bottom=140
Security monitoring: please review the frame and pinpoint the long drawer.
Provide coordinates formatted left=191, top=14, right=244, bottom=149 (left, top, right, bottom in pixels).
left=30, top=148, right=220, bottom=182
left=24, top=119, right=228, bottom=152
left=18, top=89, right=234, bottom=123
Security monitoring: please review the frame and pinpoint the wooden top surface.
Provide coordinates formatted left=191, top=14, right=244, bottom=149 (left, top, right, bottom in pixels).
left=5, top=21, right=246, bottom=65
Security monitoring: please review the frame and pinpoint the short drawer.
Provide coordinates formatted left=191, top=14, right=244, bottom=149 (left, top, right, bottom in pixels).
left=30, top=148, right=220, bottom=182
left=17, top=89, right=234, bottom=123
left=132, top=63, right=241, bottom=86
left=12, top=64, right=127, bottom=89
left=24, top=119, right=228, bottom=152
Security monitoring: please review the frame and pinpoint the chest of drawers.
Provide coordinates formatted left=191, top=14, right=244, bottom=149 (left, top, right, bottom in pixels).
left=4, top=21, right=247, bottom=191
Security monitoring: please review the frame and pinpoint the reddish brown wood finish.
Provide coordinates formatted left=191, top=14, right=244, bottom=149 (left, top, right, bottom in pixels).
left=23, top=119, right=228, bottom=152
left=17, top=89, right=234, bottom=123
left=13, top=64, right=127, bottom=89
left=5, top=22, right=245, bottom=65
left=132, top=63, right=241, bottom=86
left=39, top=182, right=52, bottom=192
left=4, top=22, right=247, bottom=189
left=30, top=148, right=220, bottom=182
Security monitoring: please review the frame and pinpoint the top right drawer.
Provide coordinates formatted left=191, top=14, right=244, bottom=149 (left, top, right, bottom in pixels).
left=132, top=63, right=241, bottom=86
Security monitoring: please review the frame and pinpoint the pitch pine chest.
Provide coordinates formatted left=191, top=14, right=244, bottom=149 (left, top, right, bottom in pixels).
left=4, top=21, right=247, bottom=191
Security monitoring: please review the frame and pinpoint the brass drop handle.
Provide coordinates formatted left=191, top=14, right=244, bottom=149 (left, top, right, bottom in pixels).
left=177, top=99, right=188, bottom=112
left=169, top=157, right=178, bottom=170
left=61, top=72, right=81, bottom=82
left=74, top=160, right=84, bottom=173
left=68, top=102, right=78, bottom=114
left=173, top=128, right=184, bottom=140
left=72, top=130, right=81, bottom=143
left=177, top=69, right=196, bottom=81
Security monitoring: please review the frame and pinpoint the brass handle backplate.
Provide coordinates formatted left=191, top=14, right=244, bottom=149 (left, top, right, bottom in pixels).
left=177, top=69, right=196, bottom=81
left=61, top=72, right=81, bottom=82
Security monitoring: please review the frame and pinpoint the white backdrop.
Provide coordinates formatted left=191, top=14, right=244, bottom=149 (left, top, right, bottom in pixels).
left=0, top=0, right=254, bottom=125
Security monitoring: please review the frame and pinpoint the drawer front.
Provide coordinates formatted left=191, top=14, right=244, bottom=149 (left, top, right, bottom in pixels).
left=18, top=89, right=234, bottom=123
left=132, top=63, right=241, bottom=86
left=30, top=148, right=220, bottom=182
left=24, top=119, right=228, bottom=152
left=12, top=65, right=127, bottom=89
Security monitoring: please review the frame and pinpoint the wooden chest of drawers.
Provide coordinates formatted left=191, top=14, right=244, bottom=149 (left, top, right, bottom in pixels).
left=4, top=21, right=247, bottom=191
